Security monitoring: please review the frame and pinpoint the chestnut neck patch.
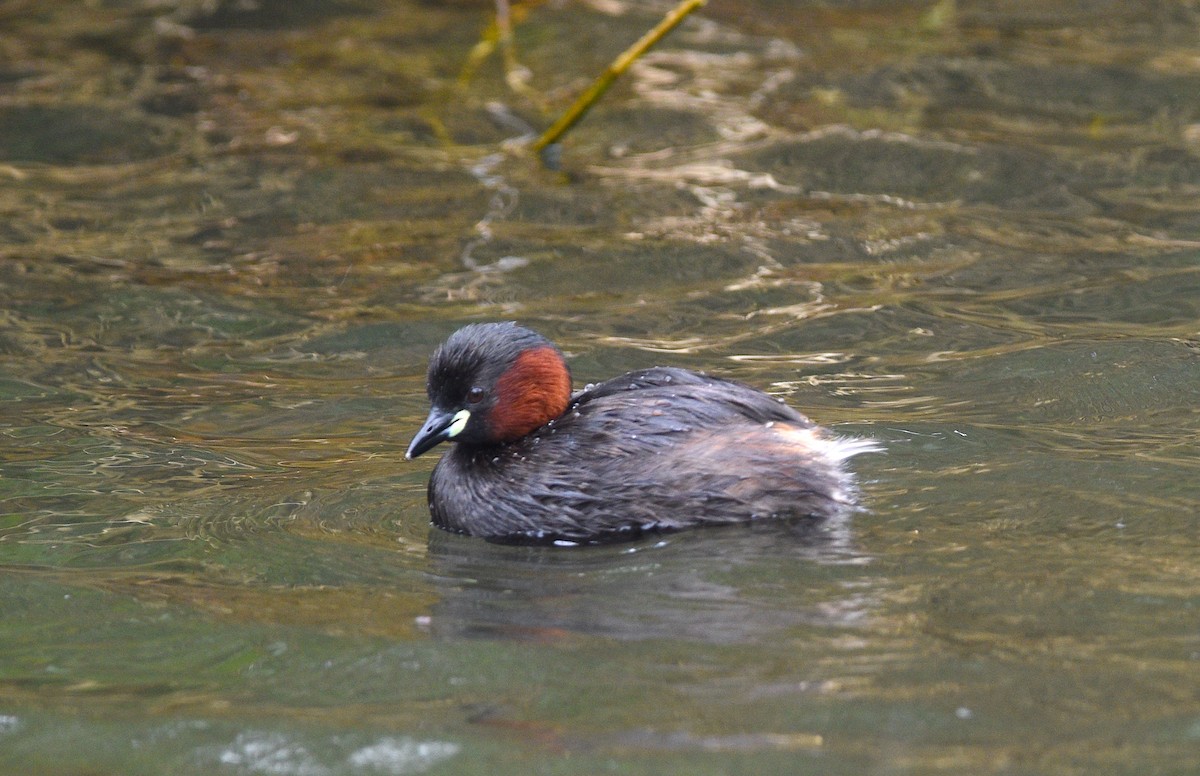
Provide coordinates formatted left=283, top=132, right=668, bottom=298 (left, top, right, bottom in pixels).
left=489, top=346, right=572, bottom=442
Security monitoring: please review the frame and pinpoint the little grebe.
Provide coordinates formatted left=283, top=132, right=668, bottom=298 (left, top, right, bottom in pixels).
left=406, top=322, right=878, bottom=544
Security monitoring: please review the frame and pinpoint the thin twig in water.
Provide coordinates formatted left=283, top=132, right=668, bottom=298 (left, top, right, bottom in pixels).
left=459, top=0, right=536, bottom=96
left=531, top=0, right=707, bottom=159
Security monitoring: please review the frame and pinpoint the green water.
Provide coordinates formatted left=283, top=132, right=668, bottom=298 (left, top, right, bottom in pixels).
left=1, top=1, right=1199, bottom=773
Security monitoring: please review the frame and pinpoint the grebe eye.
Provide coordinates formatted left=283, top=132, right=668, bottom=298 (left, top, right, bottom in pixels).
left=466, top=386, right=485, bottom=404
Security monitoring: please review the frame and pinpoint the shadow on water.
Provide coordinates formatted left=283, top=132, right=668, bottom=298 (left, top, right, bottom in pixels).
left=423, top=516, right=875, bottom=645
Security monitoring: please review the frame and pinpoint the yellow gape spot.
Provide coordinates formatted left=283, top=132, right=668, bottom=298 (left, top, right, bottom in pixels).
left=446, top=409, right=471, bottom=438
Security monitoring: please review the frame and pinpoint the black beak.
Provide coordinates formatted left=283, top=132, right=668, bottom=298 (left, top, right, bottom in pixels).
left=406, top=407, right=459, bottom=460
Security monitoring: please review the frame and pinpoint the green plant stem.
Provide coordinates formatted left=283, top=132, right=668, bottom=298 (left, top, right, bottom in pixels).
left=531, top=0, right=707, bottom=154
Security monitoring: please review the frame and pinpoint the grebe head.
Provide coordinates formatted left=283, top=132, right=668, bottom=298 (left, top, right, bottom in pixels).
left=406, top=322, right=572, bottom=459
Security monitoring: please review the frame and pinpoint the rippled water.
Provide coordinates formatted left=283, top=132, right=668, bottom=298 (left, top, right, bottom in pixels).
left=2, top=1, right=1199, bottom=774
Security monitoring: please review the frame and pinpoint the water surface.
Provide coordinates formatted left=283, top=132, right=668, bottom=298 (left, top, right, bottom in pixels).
left=2, top=1, right=1199, bottom=774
